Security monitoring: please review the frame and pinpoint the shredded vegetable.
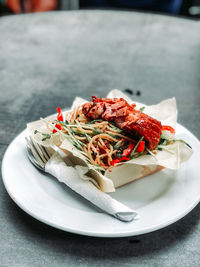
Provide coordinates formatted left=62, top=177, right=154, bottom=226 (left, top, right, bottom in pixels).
left=34, top=106, right=183, bottom=173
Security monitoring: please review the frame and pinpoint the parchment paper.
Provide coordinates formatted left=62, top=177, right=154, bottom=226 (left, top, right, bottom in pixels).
left=27, top=89, right=193, bottom=192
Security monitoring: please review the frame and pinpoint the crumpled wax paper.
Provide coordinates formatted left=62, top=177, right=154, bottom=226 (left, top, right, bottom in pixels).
left=27, top=89, right=193, bottom=192
left=44, top=152, right=138, bottom=222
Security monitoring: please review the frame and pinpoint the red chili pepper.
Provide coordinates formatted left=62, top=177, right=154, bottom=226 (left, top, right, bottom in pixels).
left=53, top=107, right=63, bottom=133
left=52, top=124, right=62, bottom=134
left=122, top=142, right=135, bottom=157
left=111, top=157, right=130, bottom=166
left=57, top=107, right=63, bottom=122
left=136, top=140, right=145, bottom=152
left=131, top=104, right=136, bottom=109
left=161, top=125, right=175, bottom=134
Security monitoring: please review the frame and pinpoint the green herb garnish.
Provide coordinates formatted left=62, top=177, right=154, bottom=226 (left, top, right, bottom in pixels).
left=146, top=147, right=157, bottom=157
left=173, top=139, right=192, bottom=149
left=139, top=106, right=145, bottom=112
left=109, top=122, right=123, bottom=133
left=86, top=119, right=103, bottom=124
left=34, top=130, right=51, bottom=141
left=92, top=128, right=102, bottom=135
left=130, top=136, right=144, bottom=158
left=41, top=133, right=51, bottom=141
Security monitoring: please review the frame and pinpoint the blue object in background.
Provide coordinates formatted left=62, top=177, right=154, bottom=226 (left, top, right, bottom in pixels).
left=81, top=0, right=183, bottom=14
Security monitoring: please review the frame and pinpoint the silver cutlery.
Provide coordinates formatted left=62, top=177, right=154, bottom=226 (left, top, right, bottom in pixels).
left=25, top=136, right=138, bottom=222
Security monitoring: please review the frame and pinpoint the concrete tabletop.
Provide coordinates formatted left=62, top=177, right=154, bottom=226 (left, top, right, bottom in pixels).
left=0, top=10, right=200, bottom=266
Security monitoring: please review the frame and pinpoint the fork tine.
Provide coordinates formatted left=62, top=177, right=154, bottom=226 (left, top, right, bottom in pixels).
left=28, top=137, right=47, bottom=164
left=25, top=137, right=46, bottom=169
left=41, top=145, right=51, bottom=160
left=30, top=136, right=50, bottom=162
left=26, top=144, right=45, bottom=170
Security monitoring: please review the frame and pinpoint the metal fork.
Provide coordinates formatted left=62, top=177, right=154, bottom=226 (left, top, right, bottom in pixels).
left=25, top=136, right=137, bottom=222
left=25, top=136, right=51, bottom=171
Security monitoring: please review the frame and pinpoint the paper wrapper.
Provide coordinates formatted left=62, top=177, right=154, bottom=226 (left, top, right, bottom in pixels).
left=27, top=89, right=193, bottom=192
left=45, top=153, right=137, bottom=222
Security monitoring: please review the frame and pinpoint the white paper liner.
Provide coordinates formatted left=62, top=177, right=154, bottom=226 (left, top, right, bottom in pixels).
left=45, top=153, right=137, bottom=222
left=27, top=89, right=193, bottom=192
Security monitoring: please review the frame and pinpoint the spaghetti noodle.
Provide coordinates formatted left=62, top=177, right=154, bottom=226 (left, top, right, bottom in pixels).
left=42, top=105, right=148, bottom=172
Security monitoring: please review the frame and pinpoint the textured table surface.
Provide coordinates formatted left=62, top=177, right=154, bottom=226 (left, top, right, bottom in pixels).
left=0, top=10, right=200, bottom=266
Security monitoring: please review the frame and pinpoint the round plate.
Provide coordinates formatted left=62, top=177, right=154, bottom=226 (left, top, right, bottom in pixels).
left=1, top=124, right=200, bottom=237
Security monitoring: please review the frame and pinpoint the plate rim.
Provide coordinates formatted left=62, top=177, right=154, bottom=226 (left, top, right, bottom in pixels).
left=1, top=123, right=200, bottom=238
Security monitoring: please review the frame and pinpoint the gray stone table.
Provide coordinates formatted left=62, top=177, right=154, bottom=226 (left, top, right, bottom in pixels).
left=0, top=10, right=200, bottom=266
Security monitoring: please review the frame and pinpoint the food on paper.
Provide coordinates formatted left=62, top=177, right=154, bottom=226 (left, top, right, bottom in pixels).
left=27, top=90, right=193, bottom=192
left=82, top=96, right=162, bottom=150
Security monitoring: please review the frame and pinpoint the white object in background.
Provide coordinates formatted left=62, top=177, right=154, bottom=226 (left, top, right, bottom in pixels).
left=60, top=0, right=79, bottom=10
left=189, top=6, right=200, bottom=15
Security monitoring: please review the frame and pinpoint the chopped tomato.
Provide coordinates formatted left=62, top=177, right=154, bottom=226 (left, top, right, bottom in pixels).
left=121, top=140, right=145, bottom=156
left=112, top=139, right=145, bottom=166
left=131, top=104, right=136, bottom=109
left=161, top=125, right=175, bottom=134
left=122, top=142, right=135, bottom=157
left=136, top=140, right=145, bottom=152
left=52, top=124, right=62, bottom=133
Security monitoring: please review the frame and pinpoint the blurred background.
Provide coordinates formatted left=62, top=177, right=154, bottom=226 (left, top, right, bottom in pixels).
left=0, top=0, right=200, bottom=19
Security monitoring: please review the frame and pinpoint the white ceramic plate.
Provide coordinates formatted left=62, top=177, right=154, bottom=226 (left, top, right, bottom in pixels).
left=2, top=124, right=200, bottom=237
